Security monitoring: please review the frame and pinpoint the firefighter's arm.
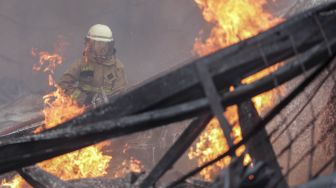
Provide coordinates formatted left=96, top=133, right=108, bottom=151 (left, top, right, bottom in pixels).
left=118, top=65, right=128, bottom=87
left=116, top=59, right=128, bottom=90
left=58, top=60, right=88, bottom=104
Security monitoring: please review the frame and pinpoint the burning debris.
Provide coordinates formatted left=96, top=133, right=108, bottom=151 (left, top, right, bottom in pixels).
left=188, top=0, right=284, bottom=181
left=32, top=42, right=112, bottom=182
left=0, top=39, right=142, bottom=188
left=0, top=1, right=336, bottom=188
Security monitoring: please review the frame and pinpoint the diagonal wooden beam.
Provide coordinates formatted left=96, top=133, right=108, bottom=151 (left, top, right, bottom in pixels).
left=139, top=114, right=212, bottom=188
left=45, top=1, right=336, bottom=132
left=18, top=166, right=75, bottom=188
left=238, top=100, right=288, bottom=188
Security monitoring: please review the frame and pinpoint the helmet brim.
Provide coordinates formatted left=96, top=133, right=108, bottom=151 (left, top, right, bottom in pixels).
left=86, top=36, right=113, bottom=42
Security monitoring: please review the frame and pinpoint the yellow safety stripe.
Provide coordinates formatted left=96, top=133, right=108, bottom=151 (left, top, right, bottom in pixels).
left=79, top=83, right=115, bottom=94
left=71, top=89, right=82, bottom=99
left=81, top=64, right=94, bottom=71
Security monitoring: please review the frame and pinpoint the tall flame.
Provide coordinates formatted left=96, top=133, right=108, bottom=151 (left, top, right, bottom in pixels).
left=31, top=47, right=86, bottom=133
left=0, top=38, right=111, bottom=187
left=37, top=141, right=112, bottom=180
left=193, top=0, right=282, bottom=56
left=0, top=175, right=25, bottom=188
left=32, top=41, right=112, bottom=180
left=189, top=0, right=283, bottom=180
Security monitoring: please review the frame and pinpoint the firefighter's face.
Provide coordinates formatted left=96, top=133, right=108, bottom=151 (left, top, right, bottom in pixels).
left=92, top=41, right=109, bottom=56
left=85, top=39, right=115, bottom=63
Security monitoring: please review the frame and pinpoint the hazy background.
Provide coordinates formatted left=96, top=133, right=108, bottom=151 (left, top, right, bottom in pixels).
left=1, top=1, right=335, bottom=186
left=0, top=0, right=206, bottom=94
left=0, top=0, right=296, bottom=95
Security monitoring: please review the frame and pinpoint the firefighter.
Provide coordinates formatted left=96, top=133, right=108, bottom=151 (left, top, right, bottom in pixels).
left=59, top=24, right=127, bottom=107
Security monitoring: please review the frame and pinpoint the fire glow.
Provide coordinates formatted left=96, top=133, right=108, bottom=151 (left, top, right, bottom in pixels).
left=188, top=0, right=283, bottom=180
left=0, top=40, right=111, bottom=187
left=32, top=45, right=112, bottom=180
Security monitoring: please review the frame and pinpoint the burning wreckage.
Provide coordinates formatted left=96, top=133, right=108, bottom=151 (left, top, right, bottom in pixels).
left=1, top=1, right=336, bottom=188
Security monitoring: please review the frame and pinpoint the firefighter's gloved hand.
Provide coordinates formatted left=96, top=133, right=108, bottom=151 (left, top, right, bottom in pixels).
left=91, top=93, right=103, bottom=108
left=91, top=92, right=108, bottom=108
left=70, top=88, right=91, bottom=106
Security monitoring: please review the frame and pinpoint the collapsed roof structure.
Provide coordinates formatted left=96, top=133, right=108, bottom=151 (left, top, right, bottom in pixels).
left=1, top=1, right=336, bottom=188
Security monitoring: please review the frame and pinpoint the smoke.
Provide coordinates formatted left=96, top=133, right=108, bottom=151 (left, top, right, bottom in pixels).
left=0, top=0, right=204, bottom=94
left=0, top=0, right=335, bottom=186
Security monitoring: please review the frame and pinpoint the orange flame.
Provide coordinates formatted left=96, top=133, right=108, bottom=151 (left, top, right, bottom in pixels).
left=189, top=0, right=283, bottom=180
left=32, top=49, right=63, bottom=86
left=37, top=141, right=112, bottom=180
left=112, top=157, right=144, bottom=178
left=0, top=175, right=25, bottom=188
left=0, top=39, right=113, bottom=187
left=193, top=0, right=282, bottom=56
left=31, top=42, right=112, bottom=181
left=33, top=85, right=85, bottom=133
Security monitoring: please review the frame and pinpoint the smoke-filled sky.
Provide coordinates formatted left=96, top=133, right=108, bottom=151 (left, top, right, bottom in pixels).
left=0, top=0, right=206, bottom=93
left=0, top=0, right=304, bottom=94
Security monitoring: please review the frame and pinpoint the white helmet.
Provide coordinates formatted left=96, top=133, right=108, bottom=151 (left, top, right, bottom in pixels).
left=86, top=24, right=114, bottom=42
left=85, top=24, right=116, bottom=64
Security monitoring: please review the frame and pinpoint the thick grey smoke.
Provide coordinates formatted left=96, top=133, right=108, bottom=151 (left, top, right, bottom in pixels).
left=0, top=1, right=335, bottom=186
left=0, top=0, right=204, bottom=94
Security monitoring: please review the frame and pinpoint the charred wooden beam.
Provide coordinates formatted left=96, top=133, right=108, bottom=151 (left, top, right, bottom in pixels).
left=0, top=46, right=334, bottom=175
left=296, top=172, right=336, bottom=188
left=69, top=172, right=143, bottom=188
left=195, top=60, right=234, bottom=148
left=0, top=3, right=336, bottom=175
left=42, top=1, right=336, bottom=133
left=18, top=166, right=75, bottom=188
left=0, top=115, right=43, bottom=137
left=210, top=157, right=245, bottom=188
left=18, top=167, right=144, bottom=188
left=209, top=157, right=274, bottom=188
left=166, top=57, right=334, bottom=188
left=139, top=114, right=212, bottom=188
left=238, top=100, right=288, bottom=188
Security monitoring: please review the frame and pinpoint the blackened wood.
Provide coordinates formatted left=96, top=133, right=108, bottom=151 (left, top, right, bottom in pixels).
left=69, top=172, right=143, bottom=188
left=18, top=166, right=75, bottom=188
left=166, top=57, right=333, bottom=188
left=139, top=114, right=212, bottom=188
left=238, top=100, right=288, bottom=188
left=296, top=172, right=336, bottom=188
left=0, top=115, right=43, bottom=136
left=0, top=50, right=334, bottom=175
left=0, top=4, right=336, bottom=176
left=47, top=2, right=336, bottom=132
left=195, top=60, right=234, bottom=148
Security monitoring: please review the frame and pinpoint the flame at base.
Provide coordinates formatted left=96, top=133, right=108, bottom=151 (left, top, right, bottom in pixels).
left=189, top=0, right=283, bottom=180
left=0, top=45, right=113, bottom=187
left=188, top=107, right=251, bottom=180
left=35, top=73, right=111, bottom=180
left=112, top=157, right=144, bottom=178
left=34, top=85, right=86, bottom=133
left=31, top=48, right=112, bottom=181
left=38, top=142, right=112, bottom=180
left=1, top=176, right=25, bottom=188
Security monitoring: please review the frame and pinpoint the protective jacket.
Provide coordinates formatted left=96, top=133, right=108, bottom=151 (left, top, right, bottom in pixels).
left=59, top=57, right=127, bottom=105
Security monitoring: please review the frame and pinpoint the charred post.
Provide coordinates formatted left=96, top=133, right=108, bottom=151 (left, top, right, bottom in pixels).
left=238, top=100, right=288, bottom=188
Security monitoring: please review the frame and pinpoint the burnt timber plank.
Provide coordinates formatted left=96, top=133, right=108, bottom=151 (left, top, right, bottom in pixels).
left=45, top=1, right=336, bottom=132
left=0, top=2, right=336, bottom=175
left=18, top=166, right=76, bottom=188
left=139, top=114, right=212, bottom=188
left=0, top=42, right=334, bottom=175
left=238, top=100, right=288, bottom=188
